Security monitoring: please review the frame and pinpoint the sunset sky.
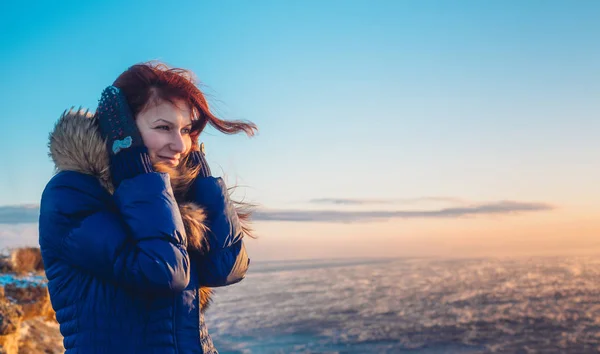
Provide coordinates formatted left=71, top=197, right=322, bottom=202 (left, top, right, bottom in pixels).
left=1, top=0, right=598, bottom=260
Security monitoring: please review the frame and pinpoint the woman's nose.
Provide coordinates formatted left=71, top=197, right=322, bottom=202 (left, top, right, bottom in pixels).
left=169, top=132, right=186, bottom=153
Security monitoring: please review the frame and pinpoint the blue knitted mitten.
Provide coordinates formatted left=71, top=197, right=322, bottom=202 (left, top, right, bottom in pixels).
left=97, top=86, right=154, bottom=187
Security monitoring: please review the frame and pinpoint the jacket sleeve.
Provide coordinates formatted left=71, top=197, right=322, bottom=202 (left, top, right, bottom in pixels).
left=191, top=176, right=250, bottom=287
left=39, top=171, right=190, bottom=294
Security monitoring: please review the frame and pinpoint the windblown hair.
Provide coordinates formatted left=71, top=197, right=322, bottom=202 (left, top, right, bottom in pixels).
left=112, top=61, right=257, bottom=143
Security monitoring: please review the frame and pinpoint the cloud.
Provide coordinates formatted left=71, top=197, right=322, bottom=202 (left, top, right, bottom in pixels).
left=1, top=200, right=554, bottom=225
left=0, top=205, right=40, bottom=224
left=309, top=197, right=466, bottom=205
left=309, top=198, right=395, bottom=205
left=255, top=201, right=554, bottom=223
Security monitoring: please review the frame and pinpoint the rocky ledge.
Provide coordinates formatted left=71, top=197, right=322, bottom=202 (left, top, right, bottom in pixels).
left=0, top=248, right=62, bottom=354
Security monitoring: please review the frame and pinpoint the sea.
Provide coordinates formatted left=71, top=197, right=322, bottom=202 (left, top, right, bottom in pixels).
left=205, top=256, right=600, bottom=354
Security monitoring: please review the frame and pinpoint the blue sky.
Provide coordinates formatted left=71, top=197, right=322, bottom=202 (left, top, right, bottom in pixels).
left=1, top=1, right=599, bottom=259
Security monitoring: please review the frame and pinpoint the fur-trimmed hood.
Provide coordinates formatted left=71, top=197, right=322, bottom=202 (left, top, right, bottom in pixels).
left=48, top=107, right=213, bottom=308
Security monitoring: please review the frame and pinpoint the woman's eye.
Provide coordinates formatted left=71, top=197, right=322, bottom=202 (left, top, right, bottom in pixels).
left=156, top=125, right=170, bottom=131
left=181, top=128, right=191, bottom=134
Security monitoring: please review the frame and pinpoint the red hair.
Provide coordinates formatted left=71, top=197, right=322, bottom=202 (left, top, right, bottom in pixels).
left=112, top=61, right=257, bottom=145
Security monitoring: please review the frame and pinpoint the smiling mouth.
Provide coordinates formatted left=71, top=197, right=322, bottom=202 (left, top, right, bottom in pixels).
left=158, top=156, right=179, bottom=165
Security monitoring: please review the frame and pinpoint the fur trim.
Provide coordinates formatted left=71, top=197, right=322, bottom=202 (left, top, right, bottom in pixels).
left=49, top=108, right=113, bottom=193
left=178, top=202, right=210, bottom=254
left=48, top=108, right=214, bottom=309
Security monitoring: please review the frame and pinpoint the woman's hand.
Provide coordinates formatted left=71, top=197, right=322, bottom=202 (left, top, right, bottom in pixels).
left=97, top=86, right=154, bottom=187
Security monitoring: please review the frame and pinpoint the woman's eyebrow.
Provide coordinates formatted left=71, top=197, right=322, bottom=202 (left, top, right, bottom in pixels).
left=153, top=118, right=193, bottom=128
left=153, top=118, right=173, bottom=126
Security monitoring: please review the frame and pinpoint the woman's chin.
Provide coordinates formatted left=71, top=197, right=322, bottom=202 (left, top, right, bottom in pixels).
left=152, top=158, right=180, bottom=169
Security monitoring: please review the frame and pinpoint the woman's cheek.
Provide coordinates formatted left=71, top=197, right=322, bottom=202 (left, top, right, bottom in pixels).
left=183, top=136, right=192, bottom=154
left=137, top=124, right=155, bottom=148
left=142, top=131, right=161, bottom=157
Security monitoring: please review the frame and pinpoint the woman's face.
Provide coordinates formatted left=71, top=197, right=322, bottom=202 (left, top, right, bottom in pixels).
left=135, top=98, right=193, bottom=167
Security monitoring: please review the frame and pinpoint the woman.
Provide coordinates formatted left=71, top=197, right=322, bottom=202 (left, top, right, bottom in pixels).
left=38, top=62, right=257, bottom=353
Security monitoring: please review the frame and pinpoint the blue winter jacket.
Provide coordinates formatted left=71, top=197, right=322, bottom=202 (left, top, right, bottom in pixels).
left=38, top=109, right=249, bottom=353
